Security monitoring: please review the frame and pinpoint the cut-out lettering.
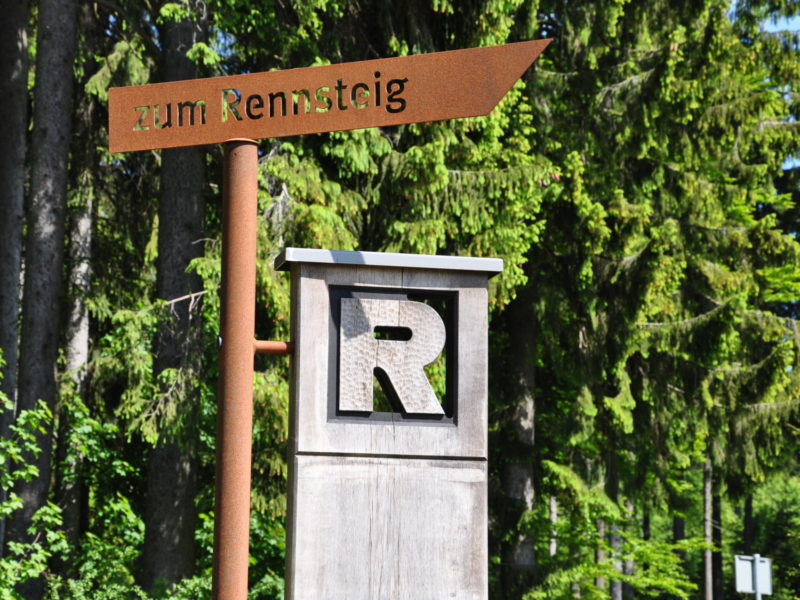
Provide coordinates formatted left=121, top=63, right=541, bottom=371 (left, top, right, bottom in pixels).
left=293, top=89, right=312, bottom=115
left=351, top=83, right=369, bottom=109
left=386, top=78, right=407, bottom=113
left=335, top=79, right=348, bottom=111
left=315, top=86, right=333, bottom=113
left=134, top=106, right=150, bottom=131
left=246, top=94, right=264, bottom=119
left=133, top=77, right=410, bottom=134
left=339, top=298, right=445, bottom=415
left=373, top=72, right=382, bottom=106
left=374, top=325, right=412, bottom=341
left=154, top=103, right=172, bottom=129
left=268, top=91, right=286, bottom=117
left=222, top=89, right=242, bottom=122
left=178, top=100, right=206, bottom=126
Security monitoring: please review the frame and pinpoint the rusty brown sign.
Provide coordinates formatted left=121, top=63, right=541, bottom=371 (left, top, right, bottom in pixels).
left=108, top=40, right=550, bottom=153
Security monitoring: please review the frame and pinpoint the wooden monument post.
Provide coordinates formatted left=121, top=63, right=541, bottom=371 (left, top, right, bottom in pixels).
left=276, top=248, right=502, bottom=599
left=108, top=40, right=549, bottom=600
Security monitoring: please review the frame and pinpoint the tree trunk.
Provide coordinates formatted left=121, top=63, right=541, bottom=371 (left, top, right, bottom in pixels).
left=500, top=393, right=536, bottom=598
left=138, top=1, right=208, bottom=590
left=704, top=459, right=713, bottom=600
left=549, top=494, right=558, bottom=557
left=53, top=3, right=101, bottom=574
left=642, top=506, right=651, bottom=572
left=497, top=273, right=538, bottom=597
left=623, top=499, right=634, bottom=600
left=670, top=513, right=686, bottom=600
left=673, top=513, right=685, bottom=549
left=595, top=518, right=606, bottom=591
left=606, top=451, right=622, bottom=600
left=5, top=1, right=79, bottom=597
left=610, top=523, right=623, bottom=600
left=0, top=0, right=30, bottom=557
left=712, top=492, right=724, bottom=600
left=743, top=494, right=753, bottom=555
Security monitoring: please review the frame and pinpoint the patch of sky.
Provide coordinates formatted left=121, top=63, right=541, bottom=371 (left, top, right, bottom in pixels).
left=726, top=4, right=798, bottom=172
left=210, top=28, right=253, bottom=75
left=760, top=15, right=800, bottom=33
left=759, top=14, right=799, bottom=171
left=213, top=30, right=236, bottom=63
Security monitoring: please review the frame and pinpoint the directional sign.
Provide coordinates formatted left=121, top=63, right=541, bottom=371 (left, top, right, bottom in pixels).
left=108, top=40, right=550, bottom=153
left=736, top=554, right=773, bottom=598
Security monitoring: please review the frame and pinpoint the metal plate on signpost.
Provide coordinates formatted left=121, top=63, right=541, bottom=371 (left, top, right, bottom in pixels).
left=758, top=558, right=774, bottom=596
left=736, top=554, right=772, bottom=598
left=736, top=555, right=756, bottom=594
left=108, top=40, right=550, bottom=153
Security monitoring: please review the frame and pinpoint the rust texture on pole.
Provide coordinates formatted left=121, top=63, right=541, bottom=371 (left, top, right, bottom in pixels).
left=212, top=139, right=259, bottom=600
left=108, top=40, right=551, bottom=153
left=254, top=339, right=294, bottom=355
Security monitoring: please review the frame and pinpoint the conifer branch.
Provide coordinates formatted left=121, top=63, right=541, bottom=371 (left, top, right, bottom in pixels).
left=94, top=0, right=161, bottom=58
left=637, top=303, right=727, bottom=329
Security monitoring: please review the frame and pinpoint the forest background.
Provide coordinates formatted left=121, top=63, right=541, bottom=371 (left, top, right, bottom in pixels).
left=1, top=0, right=799, bottom=599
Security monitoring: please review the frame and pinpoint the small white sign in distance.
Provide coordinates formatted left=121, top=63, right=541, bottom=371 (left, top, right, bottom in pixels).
left=735, top=554, right=773, bottom=596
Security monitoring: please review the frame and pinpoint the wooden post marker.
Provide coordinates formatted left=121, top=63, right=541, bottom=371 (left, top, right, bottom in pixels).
left=108, top=40, right=549, bottom=600
left=276, top=248, right=502, bottom=599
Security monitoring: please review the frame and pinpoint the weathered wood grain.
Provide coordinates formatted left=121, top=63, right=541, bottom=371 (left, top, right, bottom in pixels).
left=339, top=298, right=446, bottom=414
left=290, top=263, right=489, bottom=459
left=283, top=252, right=498, bottom=600
left=286, top=455, right=488, bottom=600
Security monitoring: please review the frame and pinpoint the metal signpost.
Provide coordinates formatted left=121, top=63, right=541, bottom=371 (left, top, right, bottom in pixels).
left=735, top=554, right=773, bottom=600
left=108, top=39, right=549, bottom=600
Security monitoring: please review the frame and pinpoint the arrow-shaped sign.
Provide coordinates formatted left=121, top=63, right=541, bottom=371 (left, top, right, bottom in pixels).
left=108, top=39, right=550, bottom=153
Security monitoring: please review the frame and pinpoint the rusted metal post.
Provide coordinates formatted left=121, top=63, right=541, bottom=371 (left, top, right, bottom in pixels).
left=254, top=340, right=294, bottom=354
left=212, top=139, right=259, bottom=600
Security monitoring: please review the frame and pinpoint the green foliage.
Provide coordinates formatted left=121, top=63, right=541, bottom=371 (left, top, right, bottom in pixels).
left=186, top=42, right=222, bottom=70
left=0, top=400, right=49, bottom=494
left=752, top=474, right=800, bottom=600
left=524, top=535, right=703, bottom=600
left=45, top=573, right=213, bottom=600
left=93, top=301, right=162, bottom=442
left=0, top=399, right=68, bottom=597
left=157, top=2, right=192, bottom=25
left=84, top=39, right=152, bottom=102
left=4, top=0, right=799, bottom=598
left=489, top=0, right=800, bottom=596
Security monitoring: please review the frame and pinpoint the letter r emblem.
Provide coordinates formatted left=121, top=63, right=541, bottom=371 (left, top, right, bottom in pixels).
left=339, top=298, right=446, bottom=414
